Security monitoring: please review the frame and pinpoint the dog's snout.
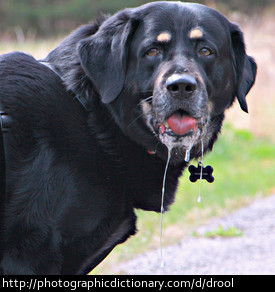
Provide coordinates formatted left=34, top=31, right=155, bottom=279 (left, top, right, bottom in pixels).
left=166, top=74, right=197, bottom=98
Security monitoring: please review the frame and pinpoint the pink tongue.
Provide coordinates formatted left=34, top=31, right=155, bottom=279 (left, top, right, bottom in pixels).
left=167, top=113, right=198, bottom=135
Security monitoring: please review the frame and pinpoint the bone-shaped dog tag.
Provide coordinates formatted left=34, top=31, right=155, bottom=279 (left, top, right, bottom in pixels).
left=188, top=163, right=214, bottom=183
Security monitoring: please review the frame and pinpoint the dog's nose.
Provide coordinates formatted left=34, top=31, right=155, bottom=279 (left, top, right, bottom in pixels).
left=166, top=74, right=197, bottom=98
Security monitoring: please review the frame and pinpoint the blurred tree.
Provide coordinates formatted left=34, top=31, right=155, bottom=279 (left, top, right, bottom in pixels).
left=217, top=0, right=274, bottom=12
left=0, top=0, right=273, bottom=39
left=0, top=0, right=151, bottom=38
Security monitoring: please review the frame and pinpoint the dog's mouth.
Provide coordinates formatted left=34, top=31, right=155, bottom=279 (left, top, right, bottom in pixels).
left=160, top=110, right=198, bottom=137
left=155, top=110, right=204, bottom=151
left=142, top=101, right=207, bottom=151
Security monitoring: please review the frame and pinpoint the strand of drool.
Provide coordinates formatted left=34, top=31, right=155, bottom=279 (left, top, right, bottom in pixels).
left=159, top=147, right=172, bottom=268
left=198, top=140, right=204, bottom=203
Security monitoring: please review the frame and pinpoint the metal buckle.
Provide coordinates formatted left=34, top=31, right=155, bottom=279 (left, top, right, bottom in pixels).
left=0, top=112, right=12, bottom=133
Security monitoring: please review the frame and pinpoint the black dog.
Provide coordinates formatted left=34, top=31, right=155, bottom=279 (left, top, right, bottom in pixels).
left=0, top=2, right=256, bottom=274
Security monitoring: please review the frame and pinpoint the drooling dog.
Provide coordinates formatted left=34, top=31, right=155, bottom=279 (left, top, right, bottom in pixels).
left=0, top=2, right=256, bottom=274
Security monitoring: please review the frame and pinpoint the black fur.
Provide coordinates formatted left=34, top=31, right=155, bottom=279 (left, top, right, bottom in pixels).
left=0, top=2, right=256, bottom=274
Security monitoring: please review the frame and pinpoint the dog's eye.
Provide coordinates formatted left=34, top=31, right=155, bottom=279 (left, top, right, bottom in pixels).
left=146, top=48, right=160, bottom=57
left=199, top=47, right=212, bottom=56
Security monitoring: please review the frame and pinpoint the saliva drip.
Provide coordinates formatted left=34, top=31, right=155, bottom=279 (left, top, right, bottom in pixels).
left=159, top=146, right=172, bottom=269
left=185, top=141, right=205, bottom=203
left=159, top=141, right=204, bottom=268
left=197, top=140, right=204, bottom=203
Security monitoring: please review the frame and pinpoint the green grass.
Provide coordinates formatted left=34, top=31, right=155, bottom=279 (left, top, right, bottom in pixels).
left=193, top=225, right=244, bottom=238
left=92, top=123, right=275, bottom=274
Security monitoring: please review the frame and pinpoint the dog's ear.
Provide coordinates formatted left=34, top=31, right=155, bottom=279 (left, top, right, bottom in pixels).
left=230, top=24, right=257, bottom=113
left=78, top=10, right=138, bottom=104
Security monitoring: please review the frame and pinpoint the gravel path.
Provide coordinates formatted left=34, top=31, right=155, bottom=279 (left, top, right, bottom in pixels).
left=116, top=194, right=275, bottom=275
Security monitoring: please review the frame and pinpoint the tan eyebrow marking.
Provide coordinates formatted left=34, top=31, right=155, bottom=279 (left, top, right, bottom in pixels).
left=157, top=32, right=172, bottom=43
left=189, top=28, right=203, bottom=39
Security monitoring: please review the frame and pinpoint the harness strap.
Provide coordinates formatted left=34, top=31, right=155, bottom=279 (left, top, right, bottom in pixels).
left=39, top=61, right=92, bottom=111
left=0, top=60, right=91, bottom=198
left=0, top=111, right=11, bottom=197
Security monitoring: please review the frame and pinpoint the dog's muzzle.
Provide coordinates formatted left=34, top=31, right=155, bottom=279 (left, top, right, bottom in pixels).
left=141, top=71, right=210, bottom=151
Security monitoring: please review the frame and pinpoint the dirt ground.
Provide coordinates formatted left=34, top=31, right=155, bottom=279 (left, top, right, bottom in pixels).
left=116, top=194, right=275, bottom=275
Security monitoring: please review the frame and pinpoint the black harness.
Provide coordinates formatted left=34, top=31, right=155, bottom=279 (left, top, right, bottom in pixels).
left=39, top=61, right=93, bottom=111
left=0, top=111, right=11, bottom=197
left=0, top=61, right=91, bottom=199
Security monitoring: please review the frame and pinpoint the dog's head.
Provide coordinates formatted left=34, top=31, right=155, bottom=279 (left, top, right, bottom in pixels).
left=78, top=2, right=256, bottom=163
